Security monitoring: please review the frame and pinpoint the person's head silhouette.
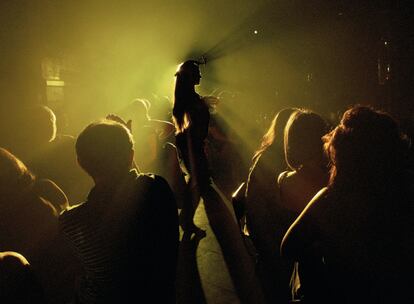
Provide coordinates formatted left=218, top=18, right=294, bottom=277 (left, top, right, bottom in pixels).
left=75, top=120, right=134, bottom=181
left=175, top=60, right=201, bottom=86
left=173, top=60, right=204, bottom=133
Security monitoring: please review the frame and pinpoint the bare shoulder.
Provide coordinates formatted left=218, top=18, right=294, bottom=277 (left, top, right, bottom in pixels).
left=34, top=178, right=69, bottom=211
left=300, top=187, right=330, bottom=218
left=277, top=170, right=296, bottom=188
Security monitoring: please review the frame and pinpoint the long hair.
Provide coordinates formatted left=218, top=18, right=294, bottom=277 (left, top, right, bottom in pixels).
left=252, top=108, right=298, bottom=164
left=172, top=60, right=200, bottom=134
left=284, top=109, right=328, bottom=171
left=323, top=105, right=410, bottom=189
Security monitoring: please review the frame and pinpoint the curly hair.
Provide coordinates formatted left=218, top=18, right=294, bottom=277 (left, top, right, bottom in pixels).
left=323, top=105, right=410, bottom=188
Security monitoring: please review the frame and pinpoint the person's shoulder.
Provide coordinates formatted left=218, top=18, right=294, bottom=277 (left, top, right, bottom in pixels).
left=299, top=186, right=331, bottom=219
left=136, top=172, right=156, bottom=184
left=247, top=155, right=270, bottom=188
left=34, top=178, right=69, bottom=211
left=309, top=187, right=330, bottom=204
left=55, top=133, right=75, bottom=142
left=51, top=134, right=76, bottom=148
left=135, top=173, right=177, bottom=215
left=59, top=202, right=88, bottom=224
left=136, top=172, right=171, bottom=191
left=277, top=170, right=295, bottom=187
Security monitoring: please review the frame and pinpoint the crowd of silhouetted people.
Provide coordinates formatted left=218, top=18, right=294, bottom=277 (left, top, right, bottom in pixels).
left=1, top=61, right=414, bottom=304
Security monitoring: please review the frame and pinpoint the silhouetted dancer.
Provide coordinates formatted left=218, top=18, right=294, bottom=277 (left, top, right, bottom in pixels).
left=173, top=60, right=265, bottom=303
left=59, top=120, right=179, bottom=303
left=173, top=60, right=209, bottom=240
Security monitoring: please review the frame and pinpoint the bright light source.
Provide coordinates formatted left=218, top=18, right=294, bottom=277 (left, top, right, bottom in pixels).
left=46, top=80, right=65, bottom=87
left=384, top=41, right=388, bottom=45
left=253, top=30, right=258, bottom=35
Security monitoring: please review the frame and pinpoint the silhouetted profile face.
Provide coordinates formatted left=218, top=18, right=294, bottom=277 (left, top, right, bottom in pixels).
left=176, top=60, right=201, bottom=86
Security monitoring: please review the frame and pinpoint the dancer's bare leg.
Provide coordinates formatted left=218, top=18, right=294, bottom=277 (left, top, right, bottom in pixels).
left=180, top=178, right=205, bottom=241
left=203, top=184, right=265, bottom=304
